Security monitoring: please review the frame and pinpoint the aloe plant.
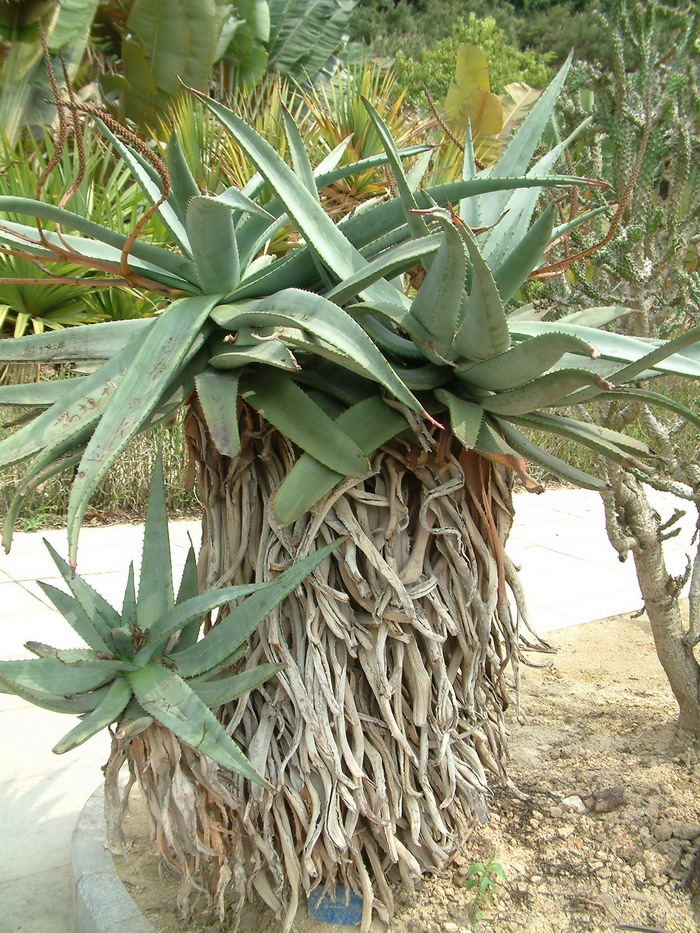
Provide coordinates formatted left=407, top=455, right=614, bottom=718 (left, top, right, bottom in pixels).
left=1, top=56, right=699, bottom=930
left=0, top=454, right=337, bottom=783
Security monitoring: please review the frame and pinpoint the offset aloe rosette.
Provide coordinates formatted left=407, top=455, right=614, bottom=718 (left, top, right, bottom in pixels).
left=2, top=55, right=700, bottom=930
left=0, top=456, right=338, bottom=784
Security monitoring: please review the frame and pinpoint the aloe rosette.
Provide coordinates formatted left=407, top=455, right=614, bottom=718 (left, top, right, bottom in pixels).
left=2, top=55, right=700, bottom=930
left=0, top=456, right=337, bottom=782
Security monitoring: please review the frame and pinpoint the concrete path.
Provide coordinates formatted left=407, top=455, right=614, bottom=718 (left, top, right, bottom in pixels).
left=0, top=489, right=696, bottom=933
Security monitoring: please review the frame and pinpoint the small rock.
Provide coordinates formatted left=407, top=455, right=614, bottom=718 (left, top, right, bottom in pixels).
left=442, top=923, right=459, bottom=933
left=530, top=874, right=543, bottom=883
left=589, top=860, right=605, bottom=871
left=550, top=805, right=564, bottom=819
left=632, top=863, right=647, bottom=883
left=598, top=869, right=612, bottom=879
left=600, top=893, right=616, bottom=912
left=591, top=786, right=627, bottom=813
left=670, top=820, right=700, bottom=841
left=557, top=825, right=575, bottom=839
left=515, top=881, right=529, bottom=894
left=562, top=795, right=587, bottom=813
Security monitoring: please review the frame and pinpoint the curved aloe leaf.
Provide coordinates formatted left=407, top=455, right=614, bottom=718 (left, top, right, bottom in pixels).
left=195, top=370, right=241, bottom=459
left=497, top=419, right=609, bottom=490
left=166, top=133, right=201, bottom=224
left=186, top=196, right=240, bottom=293
left=325, top=235, right=441, bottom=306
left=458, top=331, right=596, bottom=390
left=0, top=380, right=84, bottom=407
left=67, top=294, right=220, bottom=565
left=408, top=216, right=467, bottom=359
left=136, top=453, right=173, bottom=631
left=0, top=319, right=152, bottom=363
left=209, top=339, right=299, bottom=371
left=0, top=657, right=124, bottom=695
left=53, top=677, right=132, bottom=754
left=171, top=541, right=340, bottom=678
left=37, top=582, right=112, bottom=655
left=190, top=663, right=284, bottom=708
left=242, top=370, right=369, bottom=475
left=0, top=674, right=109, bottom=713
left=479, top=369, right=607, bottom=416
left=127, top=662, right=267, bottom=785
left=494, top=203, right=554, bottom=302
left=451, top=222, right=510, bottom=361
left=273, top=398, right=408, bottom=525
left=434, top=390, right=483, bottom=449
left=212, top=289, right=425, bottom=416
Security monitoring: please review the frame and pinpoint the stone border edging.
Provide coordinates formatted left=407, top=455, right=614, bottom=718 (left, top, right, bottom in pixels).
left=72, top=784, right=158, bottom=933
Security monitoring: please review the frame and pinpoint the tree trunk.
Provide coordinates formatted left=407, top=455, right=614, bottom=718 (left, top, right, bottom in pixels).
left=603, top=467, right=700, bottom=738
left=111, top=402, right=532, bottom=932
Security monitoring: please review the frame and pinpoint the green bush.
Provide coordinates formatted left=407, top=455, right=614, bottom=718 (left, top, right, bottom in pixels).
left=395, top=13, right=553, bottom=103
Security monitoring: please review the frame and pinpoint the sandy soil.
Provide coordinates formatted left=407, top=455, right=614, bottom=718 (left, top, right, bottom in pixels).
left=115, top=610, right=700, bottom=933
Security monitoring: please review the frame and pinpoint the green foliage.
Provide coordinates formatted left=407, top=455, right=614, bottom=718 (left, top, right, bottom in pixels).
left=464, top=852, right=508, bottom=919
left=394, top=14, right=553, bottom=104
left=1, top=58, right=699, bottom=569
left=0, top=0, right=98, bottom=144
left=0, top=454, right=338, bottom=783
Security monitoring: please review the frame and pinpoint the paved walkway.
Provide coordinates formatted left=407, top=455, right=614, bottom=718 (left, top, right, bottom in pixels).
left=0, top=489, right=696, bottom=933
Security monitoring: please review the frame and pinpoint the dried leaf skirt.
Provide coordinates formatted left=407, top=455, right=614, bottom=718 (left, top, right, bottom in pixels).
left=111, top=411, right=528, bottom=931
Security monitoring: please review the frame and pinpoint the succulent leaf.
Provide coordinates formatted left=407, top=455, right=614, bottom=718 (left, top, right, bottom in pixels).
left=195, top=370, right=241, bottom=459
left=52, top=677, right=132, bottom=754
left=127, top=661, right=268, bottom=785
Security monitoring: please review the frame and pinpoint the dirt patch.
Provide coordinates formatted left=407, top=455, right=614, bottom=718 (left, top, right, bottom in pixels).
left=115, top=611, right=700, bottom=933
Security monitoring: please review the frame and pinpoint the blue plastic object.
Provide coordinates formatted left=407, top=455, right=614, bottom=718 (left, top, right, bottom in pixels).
left=307, top=886, right=364, bottom=926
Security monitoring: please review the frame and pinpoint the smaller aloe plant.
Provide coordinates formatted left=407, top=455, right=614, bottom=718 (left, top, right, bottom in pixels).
left=0, top=455, right=338, bottom=786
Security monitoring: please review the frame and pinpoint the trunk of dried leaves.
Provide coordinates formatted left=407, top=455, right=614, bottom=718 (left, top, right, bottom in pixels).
left=106, top=402, right=534, bottom=931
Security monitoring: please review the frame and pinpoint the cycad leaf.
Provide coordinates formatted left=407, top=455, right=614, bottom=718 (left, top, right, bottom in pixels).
left=172, top=541, right=340, bottom=678
left=127, top=662, right=266, bottom=785
left=52, top=677, right=132, bottom=754
left=273, top=397, right=408, bottom=525
left=195, top=370, right=241, bottom=459
left=67, top=294, right=220, bottom=566
left=242, top=370, right=369, bottom=474
left=136, top=452, right=174, bottom=631
left=190, top=663, right=284, bottom=708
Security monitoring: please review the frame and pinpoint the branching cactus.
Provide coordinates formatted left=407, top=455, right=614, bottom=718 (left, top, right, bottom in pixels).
left=1, top=55, right=700, bottom=929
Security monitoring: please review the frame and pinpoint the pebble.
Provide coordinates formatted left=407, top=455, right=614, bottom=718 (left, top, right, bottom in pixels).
left=590, top=786, right=627, bottom=813
left=557, top=825, right=575, bottom=839
left=562, top=795, right=587, bottom=813
left=442, top=923, right=459, bottom=933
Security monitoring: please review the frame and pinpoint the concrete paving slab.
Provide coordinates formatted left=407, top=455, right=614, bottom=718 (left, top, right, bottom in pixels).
left=0, top=867, right=75, bottom=933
